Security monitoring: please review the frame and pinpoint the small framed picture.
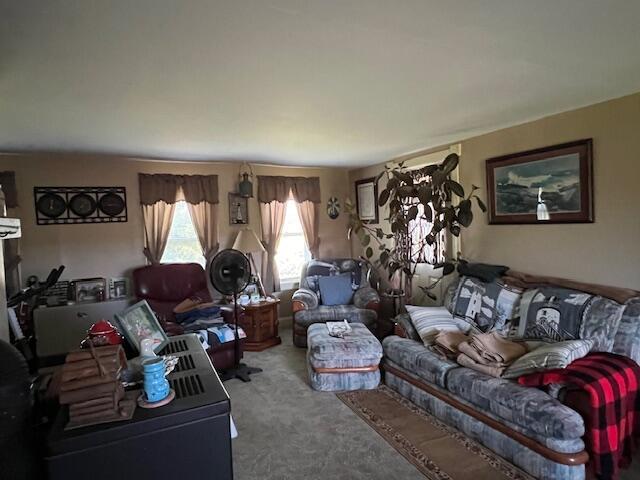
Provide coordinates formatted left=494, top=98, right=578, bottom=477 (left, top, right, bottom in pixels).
left=109, top=277, right=128, bottom=299
left=71, top=277, right=107, bottom=303
left=115, top=300, right=168, bottom=353
left=355, top=177, right=379, bottom=223
left=229, top=193, right=249, bottom=225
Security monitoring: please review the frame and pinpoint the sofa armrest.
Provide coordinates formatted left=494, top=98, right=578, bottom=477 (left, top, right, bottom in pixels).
left=353, top=286, right=380, bottom=311
left=292, top=288, right=319, bottom=313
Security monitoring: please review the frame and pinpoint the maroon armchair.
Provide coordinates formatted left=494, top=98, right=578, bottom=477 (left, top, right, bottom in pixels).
left=132, top=263, right=244, bottom=371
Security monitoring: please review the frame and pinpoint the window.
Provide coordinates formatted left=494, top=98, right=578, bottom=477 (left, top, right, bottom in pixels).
left=161, top=201, right=205, bottom=267
left=407, top=173, right=446, bottom=265
left=274, top=199, right=311, bottom=290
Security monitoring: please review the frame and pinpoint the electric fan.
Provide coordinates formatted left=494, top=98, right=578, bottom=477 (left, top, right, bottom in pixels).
left=208, top=249, right=262, bottom=382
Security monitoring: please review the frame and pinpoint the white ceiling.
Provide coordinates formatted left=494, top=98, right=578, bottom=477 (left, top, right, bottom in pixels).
left=2, top=1, right=640, bottom=167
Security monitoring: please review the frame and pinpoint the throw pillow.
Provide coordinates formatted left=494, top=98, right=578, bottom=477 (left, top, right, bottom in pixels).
left=406, top=305, right=473, bottom=345
left=508, top=287, right=594, bottom=342
left=502, top=339, right=594, bottom=379
left=318, top=273, right=354, bottom=306
left=452, top=276, right=522, bottom=332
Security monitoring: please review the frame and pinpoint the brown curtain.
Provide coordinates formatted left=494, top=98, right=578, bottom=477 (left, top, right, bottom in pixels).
left=260, top=201, right=287, bottom=293
left=139, top=173, right=219, bottom=264
left=296, top=201, right=320, bottom=258
left=142, top=202, right=176, bottom=264
left=187, top=201, right=220, bottom=261
left=258, top=176, right=320, bottom=204
left=139, top=174, right=219, bottom=205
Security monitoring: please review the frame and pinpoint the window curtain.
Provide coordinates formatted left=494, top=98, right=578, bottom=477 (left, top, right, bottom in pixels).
left=1, top=171, right=21, bottom=296
left=138, top=174, right=219, bottom=264
left=295, top=201, right=320, bottom=258
left=187, top=201, right=219, bottom=261
left=257, top=176, right=321, bottom=292
left=259, top=201, right=287, bottom=293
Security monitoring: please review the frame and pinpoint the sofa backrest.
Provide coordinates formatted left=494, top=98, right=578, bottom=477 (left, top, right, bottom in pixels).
left=445, top=275, right=640, bottom=364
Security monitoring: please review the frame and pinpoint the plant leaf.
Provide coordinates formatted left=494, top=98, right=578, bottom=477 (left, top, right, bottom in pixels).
left=365, top=246, right=373, bottom=258
left=362, top=234, right=371, bottom=246
left=407, top=205, right=419, bottom=222
left=378, top=188, right=390, bottom=206
left=474, top=196, right=487, bottom=212
left=446, top=179, right=465, bottom=197
left=458, top=209, right=473, bottom=227
left=442, top=153, right=459, bottom=174
left=442, top=262, right=455, bottom=276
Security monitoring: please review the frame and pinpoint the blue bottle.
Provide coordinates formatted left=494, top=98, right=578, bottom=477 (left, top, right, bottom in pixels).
left=142, top=357, right=170, bottom=403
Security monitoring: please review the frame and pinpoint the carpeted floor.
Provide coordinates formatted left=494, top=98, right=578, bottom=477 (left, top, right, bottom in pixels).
left=225, top=323, right=640, bottom=480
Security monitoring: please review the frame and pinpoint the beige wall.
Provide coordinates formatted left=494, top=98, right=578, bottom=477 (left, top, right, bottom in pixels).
left=0, top=154, right=352, bottom=294
left=349, top=92, right=640, bottom=291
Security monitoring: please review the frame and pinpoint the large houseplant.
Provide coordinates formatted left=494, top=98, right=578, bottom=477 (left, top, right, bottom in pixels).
left=346, top=153, right=485, bottom=300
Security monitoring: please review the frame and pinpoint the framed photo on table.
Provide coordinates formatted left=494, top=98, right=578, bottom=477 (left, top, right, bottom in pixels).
left=486, top=139, right=594, bottom=224
left=115, top=300, right=168, bottom=353
left=355, top=177, right=379, bottom=223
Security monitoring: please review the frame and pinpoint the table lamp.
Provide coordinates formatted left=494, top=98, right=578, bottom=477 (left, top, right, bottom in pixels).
left=232, top=227, right=267, bottom=296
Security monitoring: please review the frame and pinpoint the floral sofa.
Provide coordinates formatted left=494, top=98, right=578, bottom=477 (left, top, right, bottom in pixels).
left=384, top=274, right=640, bottom=480
left=291, top=258, right=380, bottom=347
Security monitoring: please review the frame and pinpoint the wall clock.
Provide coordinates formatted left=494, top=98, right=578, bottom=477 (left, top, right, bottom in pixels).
left=37, top=193, right=67, bottom=218
left=69, top=193, right=97, bottom=218
left=34, top=187, right=127, bottom=225
left=327, top=197, right=340, bottom=219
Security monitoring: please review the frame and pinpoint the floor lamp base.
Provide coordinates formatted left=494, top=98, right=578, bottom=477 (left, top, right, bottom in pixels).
left=220, top=363, right=263, bottom=382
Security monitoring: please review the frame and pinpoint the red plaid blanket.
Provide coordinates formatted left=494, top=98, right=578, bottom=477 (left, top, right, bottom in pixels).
left=518, top=352, right=640, bottom=480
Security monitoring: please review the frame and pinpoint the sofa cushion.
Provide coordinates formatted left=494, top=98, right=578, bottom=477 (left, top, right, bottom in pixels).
left=502, top=339, right=594, bottom=379
left=294, top=305, right=377, bottom=328
left=406, top=305, right=472, bottom=345
left=446, top=367, right=584, bottom=439
left=382, top=336, right=459, bottom=388
left=613, top=298, right=640, bottom=364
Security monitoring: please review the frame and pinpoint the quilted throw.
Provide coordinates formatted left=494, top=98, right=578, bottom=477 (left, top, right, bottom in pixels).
left=518, top=352, right=640, bottom=480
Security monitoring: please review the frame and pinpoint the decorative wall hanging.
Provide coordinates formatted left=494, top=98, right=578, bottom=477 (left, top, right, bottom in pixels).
left=238, top=162, right=254, bottom=198
left=354, top=177, right=379, bottom=223
left=486, top=139, right=593, bottom=224
left=228, top=192, right=249, bottom=225
left=34, top=186, right=127, bottom=225
left=326, top=196, right=340, bottom=219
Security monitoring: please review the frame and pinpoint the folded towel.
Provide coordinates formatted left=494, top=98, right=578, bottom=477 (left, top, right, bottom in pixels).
left=434, top=330, right=470, bottom=353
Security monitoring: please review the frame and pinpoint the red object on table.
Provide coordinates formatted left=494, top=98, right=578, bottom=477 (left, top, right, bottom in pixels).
left=518, top=352, right=640, bottom=480
left=81, top=320, right=122, bottom=348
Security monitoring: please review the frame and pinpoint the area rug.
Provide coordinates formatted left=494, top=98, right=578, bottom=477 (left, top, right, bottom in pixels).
left=337, top=385, right=534, bottom=480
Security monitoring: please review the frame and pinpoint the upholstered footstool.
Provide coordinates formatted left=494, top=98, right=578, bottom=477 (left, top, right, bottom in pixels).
left=306, top=323, right=383, bottom=392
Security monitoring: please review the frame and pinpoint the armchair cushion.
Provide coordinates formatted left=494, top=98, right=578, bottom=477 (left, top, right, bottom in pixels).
left=292, top=288, right=319, bottom=311
left=318, top=273, right=353, bottom=306
left=353, top=287, right=380, bottom=309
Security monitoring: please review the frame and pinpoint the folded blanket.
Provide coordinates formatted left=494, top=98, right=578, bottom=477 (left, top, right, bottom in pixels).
left=519, top=352, right=640, bottom=480
left=456, top=352, right=506, bottom=378
left=434, top=331, right=469, bottom=353
left=471, top=332, right=527, bottom=365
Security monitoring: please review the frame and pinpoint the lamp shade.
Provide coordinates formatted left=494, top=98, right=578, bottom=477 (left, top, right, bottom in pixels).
left=233, top=227, right=266, bottom=254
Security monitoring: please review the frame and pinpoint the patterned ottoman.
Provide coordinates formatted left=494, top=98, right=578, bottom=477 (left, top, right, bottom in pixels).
left=307, top=323, right=383, bottom=392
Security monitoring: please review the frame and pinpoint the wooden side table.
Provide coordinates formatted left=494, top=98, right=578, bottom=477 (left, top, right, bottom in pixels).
left=237, top=299, right=281, bottom=351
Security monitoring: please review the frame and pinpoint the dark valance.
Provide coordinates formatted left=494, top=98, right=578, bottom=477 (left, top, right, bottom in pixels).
left=0, top=171, right=17, bottom=208
left=139, top=174, right=219, bottom=205
left=257, top=176, right=321, bottom=204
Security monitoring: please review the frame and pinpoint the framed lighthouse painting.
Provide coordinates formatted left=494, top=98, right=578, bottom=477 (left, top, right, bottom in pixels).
left=485, top=139, right=594, bottom=224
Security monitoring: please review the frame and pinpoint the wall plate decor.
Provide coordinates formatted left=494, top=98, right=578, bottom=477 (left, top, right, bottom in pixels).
left=34, top=187, right=127, bottom=225
left=355, top=177, right=379, bottom=223
left=327, top=196, right=340, bottom=219
left=486, top=139, right=593, bottom=224
left=228, top=192, right=249, bottom=225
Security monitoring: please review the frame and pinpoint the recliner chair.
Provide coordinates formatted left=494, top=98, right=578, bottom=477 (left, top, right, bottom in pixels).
left=291, top=258, right=380, bottom=347
left=132, top=262, right=244, bottom=370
